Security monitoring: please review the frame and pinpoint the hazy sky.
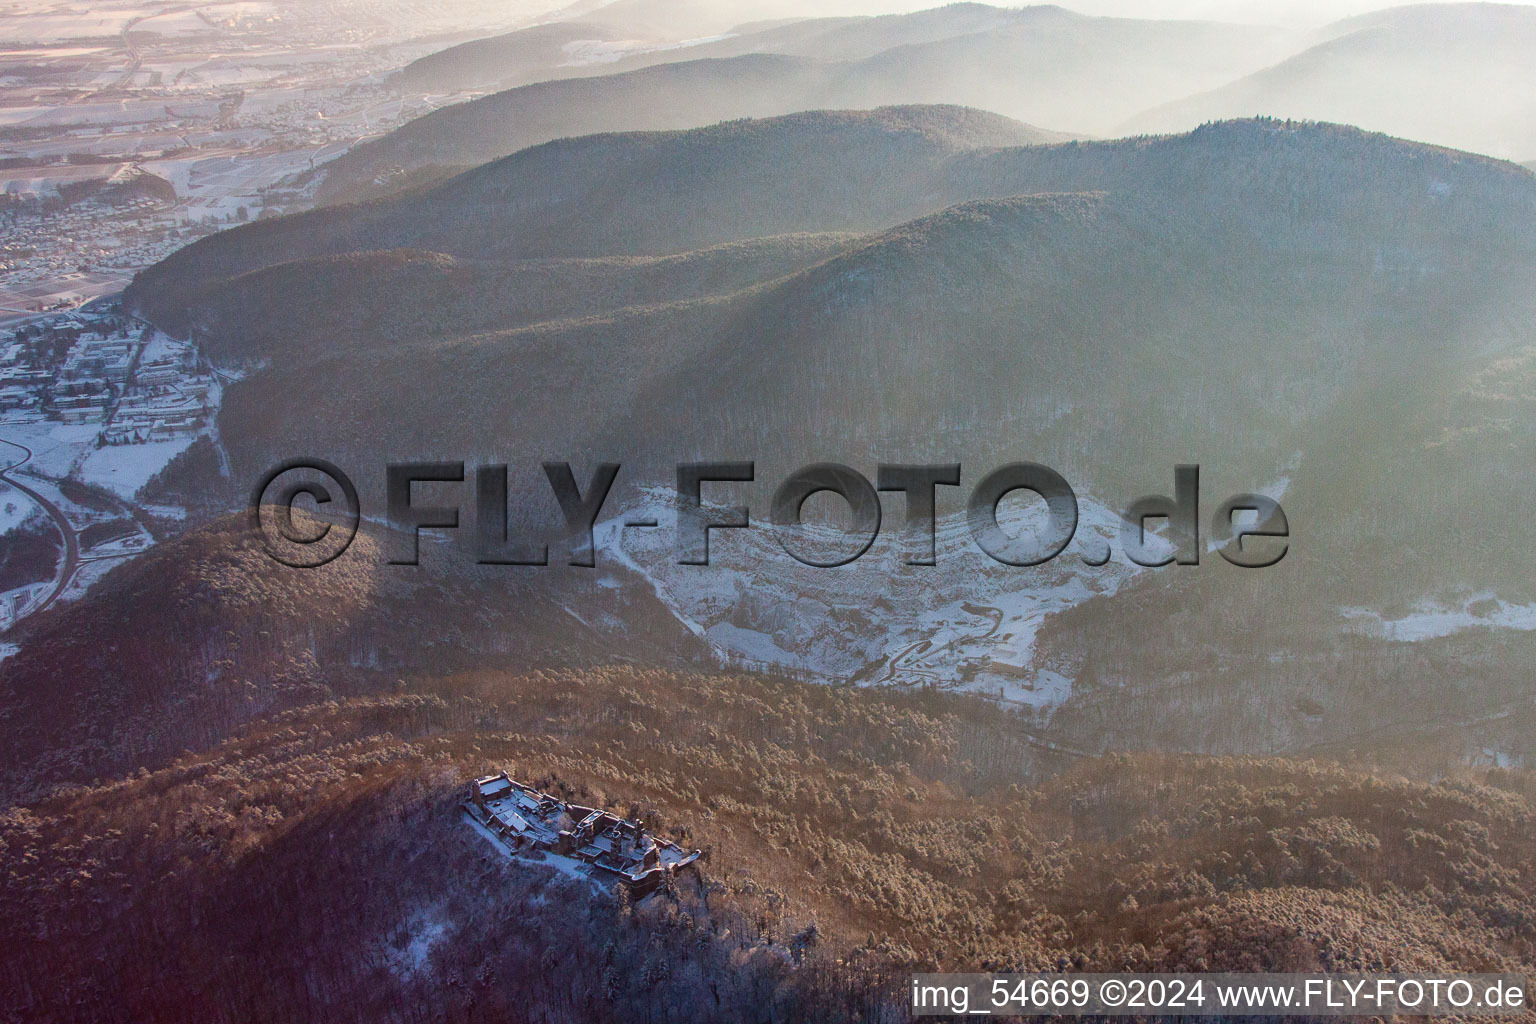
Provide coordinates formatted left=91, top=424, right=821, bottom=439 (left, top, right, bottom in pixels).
left=556, top=0, right=1536, bottom=30
left=1021, top=0, right=1536, bottom=26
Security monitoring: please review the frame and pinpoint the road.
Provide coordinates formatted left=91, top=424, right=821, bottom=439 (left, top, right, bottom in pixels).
left=0, top=438, right=80, bottom=627
left=864, top=602, right=1095, bottom=758
left=880, top=602, right=1005, bottom=683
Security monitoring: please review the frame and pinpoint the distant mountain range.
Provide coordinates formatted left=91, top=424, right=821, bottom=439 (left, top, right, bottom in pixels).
left=132, top=109, right=1536, bottom=496
left=322, top=4, right=1295, bottom=202
left=368, top=0, right=1536, bottom=206
left=393, top=3, right=1294, bottom=98
left=315, top=58, right=1077, bottom=203
left=1126, top=3, right=1536, bottom=160
left=30, top=0, right=1536, bottom=826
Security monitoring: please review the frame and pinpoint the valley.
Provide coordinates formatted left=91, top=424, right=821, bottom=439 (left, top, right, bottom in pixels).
left=0, top=0, right=582, bottom=316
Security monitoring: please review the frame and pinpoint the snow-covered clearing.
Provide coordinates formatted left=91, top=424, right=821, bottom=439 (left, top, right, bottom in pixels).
left=595, top=485, right=1169, bottom=712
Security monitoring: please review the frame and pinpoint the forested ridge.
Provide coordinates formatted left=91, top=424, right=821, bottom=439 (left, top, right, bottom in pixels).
left=0, top=516, right=707, bottom=804
left=5, top=665, right=1536, bottom=1022
left=121, top=118, right=1536, bottom=771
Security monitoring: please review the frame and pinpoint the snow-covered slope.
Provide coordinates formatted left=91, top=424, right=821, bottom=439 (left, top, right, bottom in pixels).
left=596, top=486, right=1162, bottom=711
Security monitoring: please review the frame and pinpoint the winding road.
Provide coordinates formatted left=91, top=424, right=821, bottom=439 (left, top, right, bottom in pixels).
left=880, top=601, right=1006, bottom=683
left=867, top=602, right=1095, bottom=759
left=0, top=438, right=80, bottom=626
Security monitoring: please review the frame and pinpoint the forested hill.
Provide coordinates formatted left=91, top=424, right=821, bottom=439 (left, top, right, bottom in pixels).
left=127, top=104, right=1051, bottom=327
left=6, top=662, right=1536, bottom=1022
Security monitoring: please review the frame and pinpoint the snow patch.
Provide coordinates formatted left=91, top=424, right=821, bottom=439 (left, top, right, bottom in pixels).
left=0, top=482, right=34, bottom=535
left=387, top=913, right=449, bottom=978
left=1341, top=593, right=1536, bottom=642
left=80, top=434, right=196, bottom=499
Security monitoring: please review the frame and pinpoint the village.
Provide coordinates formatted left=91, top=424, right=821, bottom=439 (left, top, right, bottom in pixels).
left=0, top=167, right=192, bottom=314
left=0, top=300, right=225, bottom=632
left=0, top=0, right=514, bottom=319
left=0, top=302, right=214, bottom=444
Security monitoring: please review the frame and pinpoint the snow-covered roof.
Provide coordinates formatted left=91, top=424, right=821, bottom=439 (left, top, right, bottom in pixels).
left=475, top=774, right=513, bottom=798
left=492, top=808, right=530, bottom=833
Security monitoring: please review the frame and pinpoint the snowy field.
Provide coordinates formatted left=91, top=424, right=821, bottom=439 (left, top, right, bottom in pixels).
left=80, top=434, right=197, bottom=498
left=0, top=9, right=145, bottom=42
left=144, top=147, right=334, bottom=221
left=0, top=416, right=200, bottom=500
left=0, top=481, right=32, bottom=533
left=0, top=421, right=99, bottom=478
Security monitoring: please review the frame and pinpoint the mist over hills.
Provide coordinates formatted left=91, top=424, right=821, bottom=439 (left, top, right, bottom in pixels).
left=1126, top=3, right=1536, bottom=160
left=123, top=114, right=1536, bottom=769
left=395, top=2, right=1293, bottom=100
left=384, top=1, right=1536, bottom=187
left=147, top=108, right=1536, bottom=344
left=1034, top=276, right=1536, bottom=759
left=323, top=49, right=1093, bottom=203
left=329, top=4, right=1297, bottom=203
left=130, top=105, right=1046, bottom=322
left=390, top=20, right=640, bottom=95
left=390, top=4, right=1045, bottom=98
left=132, top=115, right=1536, bottom=491
left=551, top=0, right=875, bottom=36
